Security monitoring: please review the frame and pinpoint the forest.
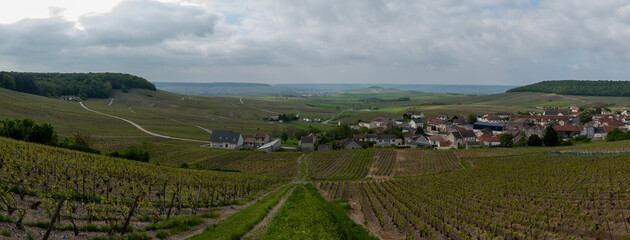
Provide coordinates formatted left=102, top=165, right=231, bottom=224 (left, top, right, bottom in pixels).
left=0, top=72, right=155, bottom=98
left=506, top=80, right=630, bottom=96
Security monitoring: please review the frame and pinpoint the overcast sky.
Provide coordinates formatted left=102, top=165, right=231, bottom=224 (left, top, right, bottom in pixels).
left=1, top=0, right=629, bottom=85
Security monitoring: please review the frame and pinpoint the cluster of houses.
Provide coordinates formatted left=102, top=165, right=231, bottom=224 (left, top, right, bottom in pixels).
left=299, top=107, right=630, bottom=151
left=209, top=130, right=282, bottom=152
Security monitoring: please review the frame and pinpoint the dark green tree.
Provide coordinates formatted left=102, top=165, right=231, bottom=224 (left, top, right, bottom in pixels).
left=415, top=127, right=424, bottom=135
left=29, top=123, right=58, bottom=145
left=543, top=125, right=558, bottom=146
left=0, top=73, right=16, bottom=90
left=500, top=133, right=513, bottom=147
left=280, top=131, right=289, bottom=142
left=466, top=114, right=478, bottom=124
left=527, top=134, right=543, bottom=146
left=578, top=111, right=592, bottom=124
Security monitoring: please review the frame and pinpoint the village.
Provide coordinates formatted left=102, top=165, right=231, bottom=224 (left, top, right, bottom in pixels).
left=207, top=105, right=630, bottom=152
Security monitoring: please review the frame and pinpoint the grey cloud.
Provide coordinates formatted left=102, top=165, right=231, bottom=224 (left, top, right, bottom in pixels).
left=1, top=0, right=630, bottom=85
left=80, top=0, right=218, bottom=46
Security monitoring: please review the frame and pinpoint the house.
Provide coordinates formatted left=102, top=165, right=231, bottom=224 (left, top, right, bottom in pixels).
left=406, top=111, right=425, bottom=119
left=300, top=133, right=315, bottom=152
left=254, top=132, right=270, bottom=148
left=473, top=122, right=504, bottom=132
left=477, top=134, right=501, bottom=147
left=337, top=138, right=363, bottom=149
left=256, top=139, right=282, bottom=152
left=243, top=138, right=256, bottom=148
left=428, top=119, right=450, bottom=133
left=436, top=140, right=455, bottom=150
left=593, top=127, right=607, bottom=140
left=555, top=125, right=582, bottom=139
left=427, top=135, right=445, bottom=145
left=353, top=133, right=377, bottom=143
left=210, top=130, right=243, bottom=150
left=376, top=134, right=400, bottom=147
left=408, top=119, right=424, bottom=129
left=317, top=144, right=333, bottom=151
left=438, top=113, right=449, bottom=120
left=570, top=106, right=580, bottom=113
left=404, top=135, right=431, bottom=148
left=447, top=130, right=477, bottom=147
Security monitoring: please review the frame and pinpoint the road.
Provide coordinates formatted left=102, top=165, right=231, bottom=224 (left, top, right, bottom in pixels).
left=79, top=102, right=209, bottom=143
left=322, top=110, right=345, bottom=124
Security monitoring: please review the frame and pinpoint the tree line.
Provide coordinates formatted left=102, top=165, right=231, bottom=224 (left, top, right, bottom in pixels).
left=506, top=80, right=630, bottom=97
left=0, top=118, right=149, bottom=162
left=0, top=72, right=156, bottom=99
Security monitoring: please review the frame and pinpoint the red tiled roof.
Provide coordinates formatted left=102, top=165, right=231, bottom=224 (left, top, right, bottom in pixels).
left=255, top=132, right=268, bottom=138
left=438, top=140, right=452, bottom=147
left=428, top=135, right=444, bottom=141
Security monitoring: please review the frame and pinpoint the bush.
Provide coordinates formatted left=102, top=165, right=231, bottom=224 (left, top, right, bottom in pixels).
left=108, top=145, right=150, bottom=162
left=0, top=230, right=10, bottom=237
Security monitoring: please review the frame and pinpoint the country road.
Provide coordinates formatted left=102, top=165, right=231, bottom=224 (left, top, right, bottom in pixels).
left=322, top=110, right=345, bottom=124
left=79, top=102, right=209, bottom=143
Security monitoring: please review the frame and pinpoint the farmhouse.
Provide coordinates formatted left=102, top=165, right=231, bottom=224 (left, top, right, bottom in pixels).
left=376, top=134, right=400, bottom=147
left=300, top=133, right=315, bottom=152
left=254, top=132, right=270, bottom=148
left=447, top=130, right=476, bottom=147
left=210, top=130, right=243, bottom=150
left=243, top=138, right=256, bottom=148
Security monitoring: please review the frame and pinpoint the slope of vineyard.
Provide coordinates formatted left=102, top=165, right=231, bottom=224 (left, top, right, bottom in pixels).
left=310, top=149, right=464, bottom=180
left=190, top=151, right=303, bottom=178
left=319, top=153, right=630, bottom=239
left=0, top=137, right=287, bottom=239
left=308, top=150, right=375, bottom=180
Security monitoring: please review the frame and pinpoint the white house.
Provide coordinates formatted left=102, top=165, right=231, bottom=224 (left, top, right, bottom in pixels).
left=210, top=130, right=243, bottom=150
left=408, top=119, right=424, bottom=129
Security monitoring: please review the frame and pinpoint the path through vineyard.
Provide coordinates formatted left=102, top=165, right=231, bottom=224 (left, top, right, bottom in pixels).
left=171, top=184, right=294, bottom=240
left=242, top=185, right=298, bottom=239
left=79, top=102, right=209, bottom=143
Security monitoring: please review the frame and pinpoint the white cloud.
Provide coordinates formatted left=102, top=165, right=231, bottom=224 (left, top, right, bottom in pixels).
left=1, top=0, right=630, bottom=84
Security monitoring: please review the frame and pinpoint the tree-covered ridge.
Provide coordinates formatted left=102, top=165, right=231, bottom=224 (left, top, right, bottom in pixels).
left=506, top=80, right=630, bottom=96
left=0, top=71, right=156, bottom=98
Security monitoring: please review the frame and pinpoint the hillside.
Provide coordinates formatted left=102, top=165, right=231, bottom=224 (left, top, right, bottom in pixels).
left=0, top=71, right=156, bottom=98
left=507, top=80, right=630, bottom=96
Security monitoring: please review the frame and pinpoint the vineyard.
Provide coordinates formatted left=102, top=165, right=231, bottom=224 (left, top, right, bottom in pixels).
left=318, top=153, right=630, bottom=240
left=310, top=149, right=464, bottom=180
left=307, top=149, right=375, bottom=180
left=191, top=151, right=303, bottom=178
left=0, top=137, right=287, bottom=239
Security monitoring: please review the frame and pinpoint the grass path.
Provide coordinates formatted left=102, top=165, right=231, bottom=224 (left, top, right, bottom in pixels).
left=167, top=184, right=291, bottom=240
left=186, top=185, right=294, bottom=240
left=242, top=185, right=297, bottom=239
left=79, top=102, right=209, bottom=143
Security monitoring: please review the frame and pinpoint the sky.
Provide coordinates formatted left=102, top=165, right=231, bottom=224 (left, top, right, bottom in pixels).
left=1, top=0, right=629, bottom=85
